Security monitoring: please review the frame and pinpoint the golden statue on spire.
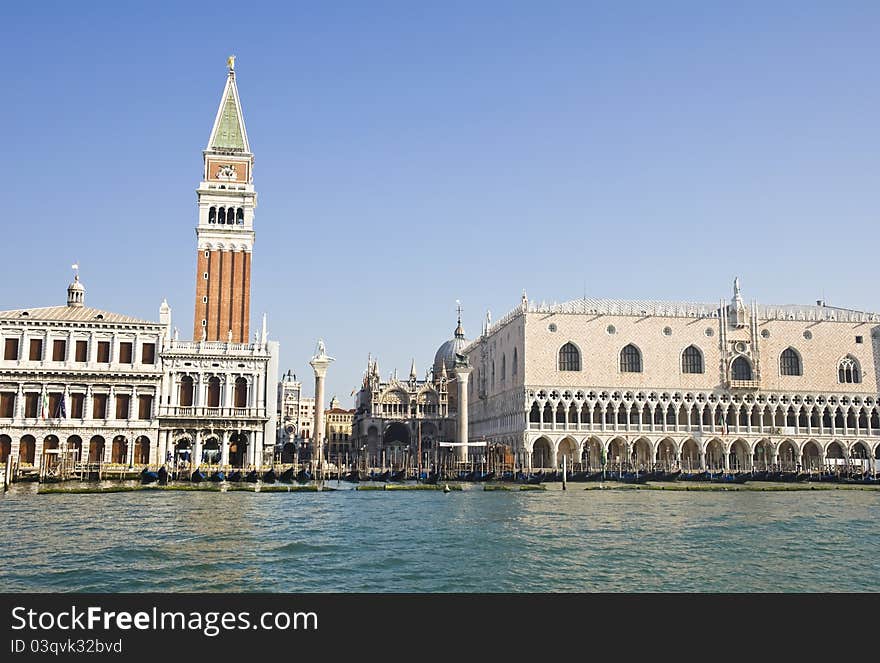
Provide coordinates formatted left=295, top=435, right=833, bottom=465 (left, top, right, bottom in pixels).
left=227, top=54, right=236, bottom=71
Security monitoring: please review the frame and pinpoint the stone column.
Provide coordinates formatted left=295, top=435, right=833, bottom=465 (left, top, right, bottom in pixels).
left=254, top=429, right=263, bottom=469
left=158, top=431, right=168, bottom=466
left=309, top=340, right=334, bottom=477
left=221, top=430, right=230, bottom=467
left=193, top=430, right=202, bottom=468
left=453, top=363, right=473, bottom=462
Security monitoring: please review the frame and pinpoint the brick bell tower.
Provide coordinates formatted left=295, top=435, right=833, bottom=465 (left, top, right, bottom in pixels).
left=193, top=55, right=256, bottom=343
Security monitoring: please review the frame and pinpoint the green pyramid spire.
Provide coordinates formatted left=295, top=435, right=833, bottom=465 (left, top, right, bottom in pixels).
left=212, top=88, right=245, bottom=151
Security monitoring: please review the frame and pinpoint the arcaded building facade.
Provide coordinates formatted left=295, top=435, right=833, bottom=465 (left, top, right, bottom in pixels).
left=0, top=278, right=165, bottom=470
left=463, top=282, right=880, bottom=472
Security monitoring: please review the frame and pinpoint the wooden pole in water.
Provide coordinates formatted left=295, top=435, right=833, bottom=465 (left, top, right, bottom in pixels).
left=562, top=454, right=567, bottom=490
left=4, top=454, right=12, bottom=491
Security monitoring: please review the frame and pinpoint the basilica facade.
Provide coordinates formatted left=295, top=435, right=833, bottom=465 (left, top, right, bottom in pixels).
left=462, top=282, right=880, bottom=473
left=350, top=312, right=470, bottom=466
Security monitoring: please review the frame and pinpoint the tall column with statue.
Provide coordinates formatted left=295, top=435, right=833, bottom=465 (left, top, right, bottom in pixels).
left=453, top=353, right=473, bottom=463
left=309, top=340, right=334, bottom=480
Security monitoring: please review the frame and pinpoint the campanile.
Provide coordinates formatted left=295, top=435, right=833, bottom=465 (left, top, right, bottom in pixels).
left=193, top=56, right=256, bottom=343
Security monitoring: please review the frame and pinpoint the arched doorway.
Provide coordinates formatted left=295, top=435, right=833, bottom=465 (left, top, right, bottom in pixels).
left=582, top=437, right=602, bottom=468
left=801, top=440, right=821, bottom=471
left=66, top=435, right=83, bottom=463
left=111, top=435, right=128, bottom=464
left=134, top=436, right=150, bottom=465
left=681, top=439, right=700, bottom=470
left=281, top=442, right=296, bottom=463
left=174, top=438, right=192, bottom=466
left=0, top=434, right=11, bottom=464
left=383, top=422, right=411, bottom=466
left=705, top=439, right=725, bottom=470
left=88, top=435, right=105, bottom=463
left=729, top=439, right=750, bottom=472
left=43, top=435, right=59, bottom=452
left=202, top=437, right=221, bottom=465
left=89, top=435, right=104, bottom=463
left=531, top=437, right=552, bottom=469
left=19, top=435, right=36, bottom=465
left=228, top=432, right=248, bottom=467
left=632, top=438, right=652, bottom=470
left=656, top=438, right=676, bottom=470
left=557, top=437, right=577, bottom=469
left=850, top=441, right=870, bottom=473
left=753, top=439, right=772, bottom=471
left=608, top=438, right=627, bottom=471
left=825, top=440, right=846, bottom=472
left=778, top=440, right=798, bottom=472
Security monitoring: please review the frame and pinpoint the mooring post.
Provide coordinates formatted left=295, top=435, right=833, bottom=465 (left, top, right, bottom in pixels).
left=4, top=454, right=12, bottom=491
left=562, top=455, right=567, bottom=491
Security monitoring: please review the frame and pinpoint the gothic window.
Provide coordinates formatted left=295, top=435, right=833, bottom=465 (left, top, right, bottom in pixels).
left=209, top=207, right=216, bottom=224
left=236, top=208, right=244, bottom=224
left=558, top=343, right=581, bottom=371
left=501, top=354, right=506, bottom=381
left=619, top=344, right=642, bottom=373
left=731, top=356, right=752, bottom=381
left=838, top=356, right=861, bottom=384
left=780, top=348, right=802, bottom=376
left=512, top=348, right=518, bottom=376
left=681, top=345, right=703, bottom=374
left=218, top=207, right=226, bottom=224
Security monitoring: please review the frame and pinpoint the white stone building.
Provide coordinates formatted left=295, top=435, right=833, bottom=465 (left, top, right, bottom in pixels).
left=0, top=277, right=165, bottom=471
left=463, top=281, right=880, bottom=473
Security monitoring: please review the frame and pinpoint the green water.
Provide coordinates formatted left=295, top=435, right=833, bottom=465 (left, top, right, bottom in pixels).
left=1, top=483, right=878, bottom=592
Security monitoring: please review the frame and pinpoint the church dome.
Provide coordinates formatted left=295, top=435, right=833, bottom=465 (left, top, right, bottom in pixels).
left=433, top=314, right=468, bottom=377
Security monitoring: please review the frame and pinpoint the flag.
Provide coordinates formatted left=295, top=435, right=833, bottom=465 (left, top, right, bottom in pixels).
left=40, top=392, right=48, bottom=419
left=56, top=392, right=67, bottom=420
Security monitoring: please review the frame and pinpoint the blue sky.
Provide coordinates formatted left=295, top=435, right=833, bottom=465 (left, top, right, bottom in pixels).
left=3, top=1, right=879, bottom=401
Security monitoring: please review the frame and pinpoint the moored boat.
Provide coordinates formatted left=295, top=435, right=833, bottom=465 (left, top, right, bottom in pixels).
left=209, top=470, right=226, bottom=482
left=245, top=470, right=259, bottom=483
left=191, top=469, right=207, bottom=483
left=140, top=467, right=159, bottom=484
left=262, top=469, right=277, bottom=483
left=279, top=467, right=295, bottom=483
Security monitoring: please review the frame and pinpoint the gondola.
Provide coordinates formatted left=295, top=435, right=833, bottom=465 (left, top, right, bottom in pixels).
left=342, top=471, right=360, bottom=483
left=520, top=472, right=543, bottom=484
left=157, top=466, right=169, bottom=485
left=262, top=469, right=277, bottom=484
left=677, top=471, right=709, bottom=482
left=370, top=470, right=390, bottom=482
left=709, top=472, right=750, bottom=484
left=245, top=469, right=260, bottom=483
left=618, top=472, right=648, bottom=484
left=209, top=470, right=226, bottom=482
left=476, top=471, right=496, bottom=482
left=191, top=469, right=207, bottom=483
left=389, top=470, right=407, bottom=482
left=279, top=467, right=295, bottom=483
left=543, top=470, right=559, bottom=482
left=420, top=471, right=439, bottom=485
left=140, top=467, right=159, bottom=484
left=226, top=470, right=242, bottom=482
left=296, top=469, right=313, bottom=483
